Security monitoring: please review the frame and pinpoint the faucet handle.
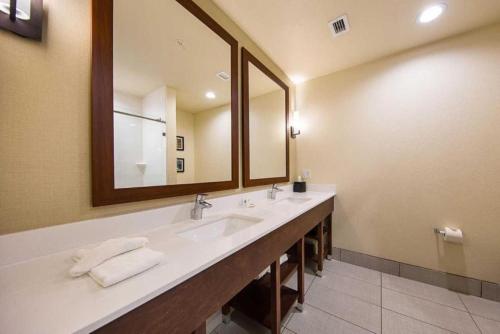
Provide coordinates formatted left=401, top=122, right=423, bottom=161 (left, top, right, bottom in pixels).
left=272, top=184, right=283, bottom=191
left=196, top=193, right=208, bottom=201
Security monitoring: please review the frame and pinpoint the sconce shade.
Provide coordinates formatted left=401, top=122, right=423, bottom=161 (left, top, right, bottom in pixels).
left=0, top=0, right=43, bottom=40
left=291, top=110, right=301, bottom=138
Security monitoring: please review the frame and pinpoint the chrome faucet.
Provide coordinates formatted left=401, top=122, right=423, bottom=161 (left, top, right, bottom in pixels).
left=191, top=193, right=212, bottom=220
left=267, top=184, right=283, bottom=200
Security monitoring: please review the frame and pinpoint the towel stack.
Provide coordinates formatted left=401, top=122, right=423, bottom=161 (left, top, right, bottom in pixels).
left=69, top=237, right=164, bottom=287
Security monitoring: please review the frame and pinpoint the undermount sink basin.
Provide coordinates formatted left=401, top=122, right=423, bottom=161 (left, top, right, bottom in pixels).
left=271, top=197, right=312, bottom=208
left=177, top=214, right=263, bottom=242
left=276, top=197, right=311, bottom=205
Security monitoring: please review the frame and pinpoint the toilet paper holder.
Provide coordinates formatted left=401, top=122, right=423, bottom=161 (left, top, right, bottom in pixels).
left=433, top=227, right=463, bottom=244
left=433, top=228, right=446, bottom=236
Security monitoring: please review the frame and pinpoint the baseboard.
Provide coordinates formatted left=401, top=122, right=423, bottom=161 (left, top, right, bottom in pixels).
left=332, top=247, right=499, bottom=302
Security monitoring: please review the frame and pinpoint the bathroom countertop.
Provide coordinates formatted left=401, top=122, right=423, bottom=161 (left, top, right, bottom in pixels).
left=0, top=186, right=335, bottom=334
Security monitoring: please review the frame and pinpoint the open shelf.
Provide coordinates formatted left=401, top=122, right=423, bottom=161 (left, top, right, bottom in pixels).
left=259, top=261, right=298, bottom=286
left=305, top=230, right=328, bottom=263
left=229, top=283, right=298, bottom=329
left=228, top=260, right=299, bottom=329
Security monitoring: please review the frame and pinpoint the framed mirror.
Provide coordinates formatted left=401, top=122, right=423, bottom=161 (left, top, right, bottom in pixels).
left=91, top=0, right=238, bottom=206
left=241, top=48, right=289, bottom=187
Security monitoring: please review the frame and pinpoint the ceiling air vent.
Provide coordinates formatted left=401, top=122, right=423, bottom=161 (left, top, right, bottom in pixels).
left=216, top=71, right=230, bottom=81
left=329, top=14, right=350, bottom=38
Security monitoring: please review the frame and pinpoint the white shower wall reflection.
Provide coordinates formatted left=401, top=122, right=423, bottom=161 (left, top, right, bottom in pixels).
left=113, top=86, right=232, bottom=188
left=113, top=89, right=169, bottom=188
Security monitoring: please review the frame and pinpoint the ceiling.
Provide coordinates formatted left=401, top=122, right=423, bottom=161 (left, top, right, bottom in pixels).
left=113, top=0, right=231, bottom=113
left=213, top=0, right=500, bottom=82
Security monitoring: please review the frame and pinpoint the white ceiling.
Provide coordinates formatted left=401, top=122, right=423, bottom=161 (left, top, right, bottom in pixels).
left=113, top=0, right=231, bottom=112
left=213, top=0, right=500, bottom=82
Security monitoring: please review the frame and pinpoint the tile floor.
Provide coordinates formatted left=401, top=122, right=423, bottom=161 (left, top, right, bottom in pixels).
left=212, top=260, right=500, bottom=334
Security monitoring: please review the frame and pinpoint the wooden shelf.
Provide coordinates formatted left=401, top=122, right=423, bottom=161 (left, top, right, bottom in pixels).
left=259, top=261, right=298, bottom=286
left=229, top=283, right=298, bottom=329
left=228, top=261, right=299, bottom=329
left=305, top=231, right=328, bottom=261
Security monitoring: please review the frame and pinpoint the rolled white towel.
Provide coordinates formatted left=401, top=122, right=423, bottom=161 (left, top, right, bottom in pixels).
left=89, top=248, right=164, bottom=287
left=69, top=237, right=148, bottom=277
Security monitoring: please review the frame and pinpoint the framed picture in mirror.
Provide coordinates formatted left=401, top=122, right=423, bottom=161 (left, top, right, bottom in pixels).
left=176, top=136, right=185, bottom=151
left=91, top=0, right=238, bottom=205
left=241, top=48, right=289, bottom=187
left=176, top=158, right=185, bottom=173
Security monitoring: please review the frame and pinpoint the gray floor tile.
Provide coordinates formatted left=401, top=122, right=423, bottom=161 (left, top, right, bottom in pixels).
left=286, top=304, right=372, bottom=334
left=211, top=309, right=295, bottom=334
left=382, top=273, right=465, bottom=310
left=281, top=304, right=296, bottom=329
left=207, top=312, right=222, bottom=333
left=318, top=270, right=381, bottom=305
left=306, top=281, right=381, bottom=333
left=212, top=262, right=499, bottom=334
left=282, top=329, right=296, bottom=334
left=323, top=259, right=381, bottom=286
left=382, top=288, right=480, bottom=334
left=460, top=294, right=500, bottom=321
left=382, top=309, right=454, bottom=334
left=284, top=271, right=315, bottom=293
left=214, top=310, right=270, bottom=334
left=472, top=315, right=500, bottom=334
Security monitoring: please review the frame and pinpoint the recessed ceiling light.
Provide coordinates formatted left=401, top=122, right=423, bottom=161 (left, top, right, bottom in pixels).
left=205, top=91, right=216, bottom=99
left=418, top=3, right=447, bottom=24
left=290, top=75, right=305, bottom=85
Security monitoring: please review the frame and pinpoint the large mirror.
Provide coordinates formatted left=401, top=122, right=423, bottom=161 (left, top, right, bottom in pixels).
left=92, top=0, right=238, bottom=205
left=242, top=48, right=289, bottom=187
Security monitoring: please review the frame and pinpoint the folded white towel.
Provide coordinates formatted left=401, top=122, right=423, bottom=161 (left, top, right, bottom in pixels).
left=89, top=248, right=164, bottom=287
left=256, top=254, right=288, bottom=280
left=69, top=237, right=148, bottom=277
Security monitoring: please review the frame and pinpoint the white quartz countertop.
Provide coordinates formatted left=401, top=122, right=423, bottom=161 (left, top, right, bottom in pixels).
left=0, top=185, right=335, bottom=334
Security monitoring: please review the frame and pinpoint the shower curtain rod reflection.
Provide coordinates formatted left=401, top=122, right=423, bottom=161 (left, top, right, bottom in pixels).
left=113, top=110, right=166, bottom=124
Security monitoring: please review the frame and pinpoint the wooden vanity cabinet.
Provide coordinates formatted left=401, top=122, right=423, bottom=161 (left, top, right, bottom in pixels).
left=93, top=197, right=334, bottom=334
left=225, top=239, right=305, bottom=330
left=306, top=213, right=333, bottom=275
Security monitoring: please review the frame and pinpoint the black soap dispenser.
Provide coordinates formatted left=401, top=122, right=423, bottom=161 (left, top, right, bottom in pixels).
left=293, top=175, right=307, bottom=193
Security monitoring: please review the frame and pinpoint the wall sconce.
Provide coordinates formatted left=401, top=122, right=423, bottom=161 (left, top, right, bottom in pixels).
left=0, top=0, right=43, bottom=40
left=290, top=110, right=301, bottom=138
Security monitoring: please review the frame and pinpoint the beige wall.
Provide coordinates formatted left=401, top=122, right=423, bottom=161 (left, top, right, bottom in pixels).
left=0, top=0, right=294, bottom=235
left=193, top=105, right=232, bottom=182
left=296, top=24, right=500, bottom=283
left=249, top=90, right=287, bottom=179
left=176, top=109, right=195, bottom=184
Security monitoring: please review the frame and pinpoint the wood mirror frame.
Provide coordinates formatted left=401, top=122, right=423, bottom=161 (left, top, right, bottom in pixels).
left=91, top=0, right=239, bottom=206
left=241, top=48, right=290, bottom=187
